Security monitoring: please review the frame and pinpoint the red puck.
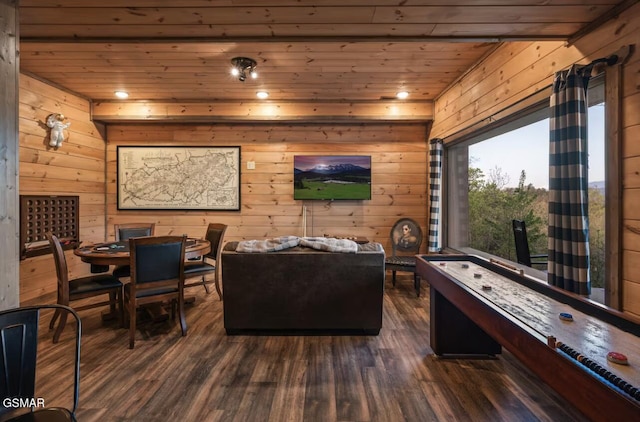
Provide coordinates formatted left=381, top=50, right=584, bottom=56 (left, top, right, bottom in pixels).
left=606, top=351, right=629, bottom=365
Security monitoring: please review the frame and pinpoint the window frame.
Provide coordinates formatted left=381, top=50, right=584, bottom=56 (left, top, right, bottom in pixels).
left=444, top=101, right=551, bottom=281
left=603, top=65, right=623, bottom=310
left=441, top=73, right=622, bottom=308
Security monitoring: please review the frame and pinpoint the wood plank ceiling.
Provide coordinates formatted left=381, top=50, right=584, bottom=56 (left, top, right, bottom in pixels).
left=18, top=1, right=629, bottom=106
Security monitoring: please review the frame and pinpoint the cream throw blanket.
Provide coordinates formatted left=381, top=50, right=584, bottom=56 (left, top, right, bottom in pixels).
left=298, top=236, right=358, bottom=253
left=235, top=236, right=300, bottom=253
left=236, top=236, right=358, bottom=253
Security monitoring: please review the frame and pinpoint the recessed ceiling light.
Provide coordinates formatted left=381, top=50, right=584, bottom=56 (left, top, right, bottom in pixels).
left=114, top=91, right=129, bottom=99
left=256, top=91, right=269, bottom=99
left=396, top=91, right=409, bottom=99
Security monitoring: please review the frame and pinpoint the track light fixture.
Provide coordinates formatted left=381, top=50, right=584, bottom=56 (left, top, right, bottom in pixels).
left=230, top=57, right=258, bottom=82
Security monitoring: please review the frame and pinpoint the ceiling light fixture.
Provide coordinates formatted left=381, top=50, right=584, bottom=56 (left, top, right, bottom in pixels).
left=256, top=91, right=269, bottom=99
left=396, top=91, right=409, bottom=100
left=114, top=91, right=129, bottom=99
left=230, top=57, right=258, bottom=82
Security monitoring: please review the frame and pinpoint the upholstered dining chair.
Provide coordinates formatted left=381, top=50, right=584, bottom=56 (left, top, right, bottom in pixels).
left=385, top=218, right=423, bottom=296
left=115, top=222, right=156, bottom=241
left=112, top=222, right=155, bottom=279
left=184, top=223, right=227, bottom=299
left=46, top=232, right=123, bottom=343
left=125, top=235, right=187, bottom=349
left=0, top=304, right=81, bottom=422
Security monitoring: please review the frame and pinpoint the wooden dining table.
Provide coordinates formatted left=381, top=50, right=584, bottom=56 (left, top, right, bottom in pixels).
left=74, top=237, right=211, bottom=321
left=74, top=237, right=211, bottom=266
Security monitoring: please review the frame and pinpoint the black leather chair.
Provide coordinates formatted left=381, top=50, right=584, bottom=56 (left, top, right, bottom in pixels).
left=115, top=223, right=156, bottom=242
left=0, top=304, right=81, bottom=422
left=125, top=235, right=187, bottom=349
left=112, top=223, right=155, bottom=279
left=47, top=232, right=123, bottom=343
left=385, top=218, right=423, bottom=296
left=512, top=219, right=548, bottom=269
left=184, top=223, right=227, bottom=299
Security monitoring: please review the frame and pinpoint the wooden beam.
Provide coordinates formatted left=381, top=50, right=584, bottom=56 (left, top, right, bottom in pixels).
left=0, top=0, right=20, bottom=310
left=21, top=35, right=567, bottom=44
left=567, top=0, right=640, bottom=46
left=91, top=100, right=434, bottom=123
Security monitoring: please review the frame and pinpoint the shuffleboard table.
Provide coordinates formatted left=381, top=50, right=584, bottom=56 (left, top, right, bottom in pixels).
left=416, top=254, right=640, bottom=421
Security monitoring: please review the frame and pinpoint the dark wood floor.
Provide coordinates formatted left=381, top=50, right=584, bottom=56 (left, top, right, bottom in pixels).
left=34, top=275, right=588, bottom=422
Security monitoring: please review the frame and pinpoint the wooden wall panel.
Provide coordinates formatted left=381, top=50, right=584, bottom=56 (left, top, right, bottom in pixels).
left=18, top=75, right=107, bottom=304
left=106, top=123, right=428, bottom=253
left=431, top=2, right=640, bottom=317
left=432, top=5, right=640, bottom=140
left=434, top=39, right=569, bottom=137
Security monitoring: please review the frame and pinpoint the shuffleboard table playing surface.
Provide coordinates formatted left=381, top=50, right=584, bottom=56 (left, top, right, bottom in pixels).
left=416, top=254, right=640, bottom=421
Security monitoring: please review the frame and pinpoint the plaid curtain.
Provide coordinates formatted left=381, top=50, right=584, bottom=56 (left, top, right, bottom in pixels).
left=548, top=64, right=591, bottom=295
left=428, top=139, right=444, bottom=252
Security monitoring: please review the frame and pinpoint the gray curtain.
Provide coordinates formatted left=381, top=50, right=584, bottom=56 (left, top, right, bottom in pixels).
left=548, top=64, right=591, bottom=295
left=428, top=139, right=443, bottom=252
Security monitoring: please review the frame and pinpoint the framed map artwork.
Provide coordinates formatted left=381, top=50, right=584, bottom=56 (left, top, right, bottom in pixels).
left=117, top=146, right=241, bottom=210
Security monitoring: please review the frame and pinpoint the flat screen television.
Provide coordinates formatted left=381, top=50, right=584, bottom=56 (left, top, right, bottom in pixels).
left=293, top=155, right=371, bottom=200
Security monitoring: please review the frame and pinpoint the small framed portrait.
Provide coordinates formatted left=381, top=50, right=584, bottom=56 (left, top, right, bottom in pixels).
left=391, top=218, right=422, bottom=251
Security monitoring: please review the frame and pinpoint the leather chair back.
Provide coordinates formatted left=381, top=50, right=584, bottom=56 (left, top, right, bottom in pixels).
left=204, top=223, right=227, bottom=261
left=133, top=239, right=184, bottom=284
left=115, top=223, right=155, bottom=241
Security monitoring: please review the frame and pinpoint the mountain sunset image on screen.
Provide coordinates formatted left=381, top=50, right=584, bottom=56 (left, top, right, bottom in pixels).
left=293, top=155, right=371, bottom=200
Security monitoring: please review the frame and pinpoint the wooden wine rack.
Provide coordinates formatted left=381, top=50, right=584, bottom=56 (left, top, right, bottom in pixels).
left=20, top=195, right=80, bottom=259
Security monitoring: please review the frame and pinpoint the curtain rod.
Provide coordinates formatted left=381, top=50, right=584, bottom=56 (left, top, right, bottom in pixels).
left=575, top=55, right=618, bottom=77
left=579, top=45, right=634, bottom=73
left=586, top=55, right=620, bottom=67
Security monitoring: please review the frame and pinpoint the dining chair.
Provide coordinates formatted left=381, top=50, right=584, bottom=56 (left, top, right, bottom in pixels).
left=0, top=304, right=81, bottom=422
left=112, top=222, right=156, bottom=279
left=385, top=218, right=423, bottom=296
left=184, top=223, right=227, bottom=300
left=125, top=235, right=187, bottom=349
left=46, top=232, right=123, bottom=343
left=115, top=222, right=156, bottom=241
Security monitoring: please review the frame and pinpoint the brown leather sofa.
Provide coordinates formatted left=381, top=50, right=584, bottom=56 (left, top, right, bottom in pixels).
left=222, top=241, right=385, bottom=334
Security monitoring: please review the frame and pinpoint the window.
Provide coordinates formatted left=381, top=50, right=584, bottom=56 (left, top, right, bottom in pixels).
left=445, top=78, right=608, bottom=302
left=588, top=82, right=606, bottom=297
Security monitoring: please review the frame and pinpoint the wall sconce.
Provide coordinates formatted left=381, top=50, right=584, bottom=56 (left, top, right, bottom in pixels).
left=230, top=57, right=258, bottom=82
left=46, top=113, right=71, bottom=148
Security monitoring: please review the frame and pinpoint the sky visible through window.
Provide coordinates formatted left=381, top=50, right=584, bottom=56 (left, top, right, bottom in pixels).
left=469, top=104, right=605, bottom=190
